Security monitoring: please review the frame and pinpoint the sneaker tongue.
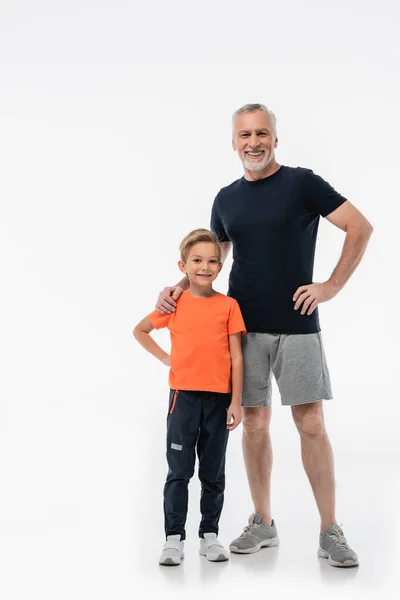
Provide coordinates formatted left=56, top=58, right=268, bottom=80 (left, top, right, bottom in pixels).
left=203, top=533, right=217, bottom=539
left=167, top=534, right=181, bottom=541
left=250, top=513, right=263, bottom=525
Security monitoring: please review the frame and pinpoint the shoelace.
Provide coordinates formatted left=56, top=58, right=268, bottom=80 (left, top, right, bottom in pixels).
left=328, top=525, right=350, bottom=549
left=240, top=520, right=260, bottom=537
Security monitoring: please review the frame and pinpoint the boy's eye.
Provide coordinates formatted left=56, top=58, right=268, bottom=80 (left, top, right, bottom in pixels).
left=209, top=259, right=217, bottom=263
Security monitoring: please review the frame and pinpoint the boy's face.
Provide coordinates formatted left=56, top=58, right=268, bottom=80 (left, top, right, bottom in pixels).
left=178, top=242, right=222, bottom=286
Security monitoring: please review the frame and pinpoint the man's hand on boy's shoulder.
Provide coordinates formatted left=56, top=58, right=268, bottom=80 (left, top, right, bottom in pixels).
left=226, top=402, right=242, bottom=431
left=156, top=285, right=184, bottom=314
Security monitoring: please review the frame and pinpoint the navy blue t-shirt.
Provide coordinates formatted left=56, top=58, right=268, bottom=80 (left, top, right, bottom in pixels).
left=210, top=166, right=347, bottom=334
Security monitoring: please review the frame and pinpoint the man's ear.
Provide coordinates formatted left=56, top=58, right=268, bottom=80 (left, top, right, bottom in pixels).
left=274, top=136, right=279, bottom=148
left=232, top=137, right=237, bottom=151
left=178, top=260, right=186, bottom=275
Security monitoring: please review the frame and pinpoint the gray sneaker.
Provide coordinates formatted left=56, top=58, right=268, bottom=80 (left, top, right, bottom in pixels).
left=159, top=535, right=184, bottom=566
left=318, top=524, right=359, bottom=567
left=229, top=513, right=279, bottom=554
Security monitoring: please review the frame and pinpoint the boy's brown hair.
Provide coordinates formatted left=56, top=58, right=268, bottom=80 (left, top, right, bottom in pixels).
left=179, top=229, right=222, bottom=263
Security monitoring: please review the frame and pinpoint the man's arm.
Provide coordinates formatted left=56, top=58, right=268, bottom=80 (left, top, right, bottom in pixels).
left=324, top=200, right=373, bottom=289
left=220, top=241, right=232, bottom=264
left=293, top=200, right=373, bottom=315
left=156, top=241, right=233, bottom=313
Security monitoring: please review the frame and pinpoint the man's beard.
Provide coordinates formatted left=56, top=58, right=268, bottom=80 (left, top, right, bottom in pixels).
left=242, top=150, right=272, bottom=172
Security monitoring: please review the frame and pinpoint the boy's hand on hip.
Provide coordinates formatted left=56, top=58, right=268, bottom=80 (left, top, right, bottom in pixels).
left=226, top=403, right=242, bottom=431
left=156, top=286, right=184, bottom=313
left=160, top=355, right=171, bottom=366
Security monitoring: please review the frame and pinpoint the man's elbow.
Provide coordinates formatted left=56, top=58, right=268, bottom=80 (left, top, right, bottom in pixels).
left=363, top=219, right=374, bottom=239
left=349, top=217, right=373, bottom=240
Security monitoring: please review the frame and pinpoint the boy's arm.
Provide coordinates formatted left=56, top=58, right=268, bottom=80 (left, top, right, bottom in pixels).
left=133, top=316, right=170, bottom=365
left=227, top=332, right=243, bottom=431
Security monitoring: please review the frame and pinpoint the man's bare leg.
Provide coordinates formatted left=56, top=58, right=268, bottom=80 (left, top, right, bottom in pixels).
left=242, top=406, right=272, bottom=525
left=291, top=401, right=336, bottom=531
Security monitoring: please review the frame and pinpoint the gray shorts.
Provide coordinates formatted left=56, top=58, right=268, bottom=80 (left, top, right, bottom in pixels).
left=242, top=332, right=333, bottom=407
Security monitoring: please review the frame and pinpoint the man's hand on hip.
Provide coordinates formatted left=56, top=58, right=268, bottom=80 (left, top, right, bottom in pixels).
left=156, top=286, right=184, bottom=313
left=293, top=281, right=339, bottom=316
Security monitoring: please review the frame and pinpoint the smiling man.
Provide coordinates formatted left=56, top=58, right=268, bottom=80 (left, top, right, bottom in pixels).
left=156, top=103, right=373, bottom=567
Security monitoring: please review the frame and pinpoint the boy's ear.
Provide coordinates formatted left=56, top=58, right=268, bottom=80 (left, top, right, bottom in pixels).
left=218, top=262, right=223, bottom=273
left=178, top=260, right=186, bottom=274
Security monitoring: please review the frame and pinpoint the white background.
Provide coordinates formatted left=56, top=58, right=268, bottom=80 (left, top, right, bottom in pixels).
left=0, top=1, right=399, bottom=598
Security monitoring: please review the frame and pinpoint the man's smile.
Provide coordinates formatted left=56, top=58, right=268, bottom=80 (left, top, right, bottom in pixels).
left=245, top=150, right=264, bottom=158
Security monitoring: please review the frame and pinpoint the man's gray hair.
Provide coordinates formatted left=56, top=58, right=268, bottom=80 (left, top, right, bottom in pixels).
left=232, top=103, right=277, bottom=137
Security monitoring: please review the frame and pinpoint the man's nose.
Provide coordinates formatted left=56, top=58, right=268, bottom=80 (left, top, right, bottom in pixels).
left=249, top=133, right=259, bottom=147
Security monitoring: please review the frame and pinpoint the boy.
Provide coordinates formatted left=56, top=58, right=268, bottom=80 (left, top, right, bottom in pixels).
left=133, top=228, right=246, bottom=565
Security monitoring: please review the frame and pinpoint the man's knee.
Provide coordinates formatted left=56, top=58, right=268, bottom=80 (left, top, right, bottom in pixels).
left=291, top=402, right=325, bottom=437
left=242, top=406, right=271, bottom=435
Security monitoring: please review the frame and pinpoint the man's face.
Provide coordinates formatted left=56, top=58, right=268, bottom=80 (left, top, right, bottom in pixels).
left=232, top=110, right=278, bottom=172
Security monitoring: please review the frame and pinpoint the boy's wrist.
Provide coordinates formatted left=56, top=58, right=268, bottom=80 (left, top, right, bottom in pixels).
left=230, top=397, right=242, bottom=406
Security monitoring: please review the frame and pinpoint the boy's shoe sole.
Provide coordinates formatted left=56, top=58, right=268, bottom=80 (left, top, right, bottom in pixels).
left=318, top=548, right=359, bottom=567
left=199, top=549, right=228, bottom=562
left=229, top=536, right=279, bottom=554
left=159, top=553, right=184, bottom=566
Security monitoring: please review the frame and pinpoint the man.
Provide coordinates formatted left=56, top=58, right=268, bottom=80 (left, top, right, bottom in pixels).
left=156, top=104, right=373, bottom=567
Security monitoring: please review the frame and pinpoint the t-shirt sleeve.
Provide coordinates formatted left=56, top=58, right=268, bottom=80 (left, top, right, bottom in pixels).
left=228, top=300, right=247, bottom=335
left=148, top=309, right=171, bottom=330
left=302, top=170, right=347, bottom=217
left=210, top=193, right=230, bottom=242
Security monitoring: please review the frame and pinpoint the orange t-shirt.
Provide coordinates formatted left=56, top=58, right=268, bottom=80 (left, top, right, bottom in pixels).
left=149, top=290, right=246, bottom=393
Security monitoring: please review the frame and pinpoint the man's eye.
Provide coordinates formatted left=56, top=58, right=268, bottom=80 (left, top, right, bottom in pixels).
left=241, top=133, right=250, bottom=137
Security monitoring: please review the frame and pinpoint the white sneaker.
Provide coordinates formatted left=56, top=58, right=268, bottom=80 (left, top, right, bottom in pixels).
left=159, top=535, right=184, bottom=566
left=199, top=533, right=229, bottom=562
